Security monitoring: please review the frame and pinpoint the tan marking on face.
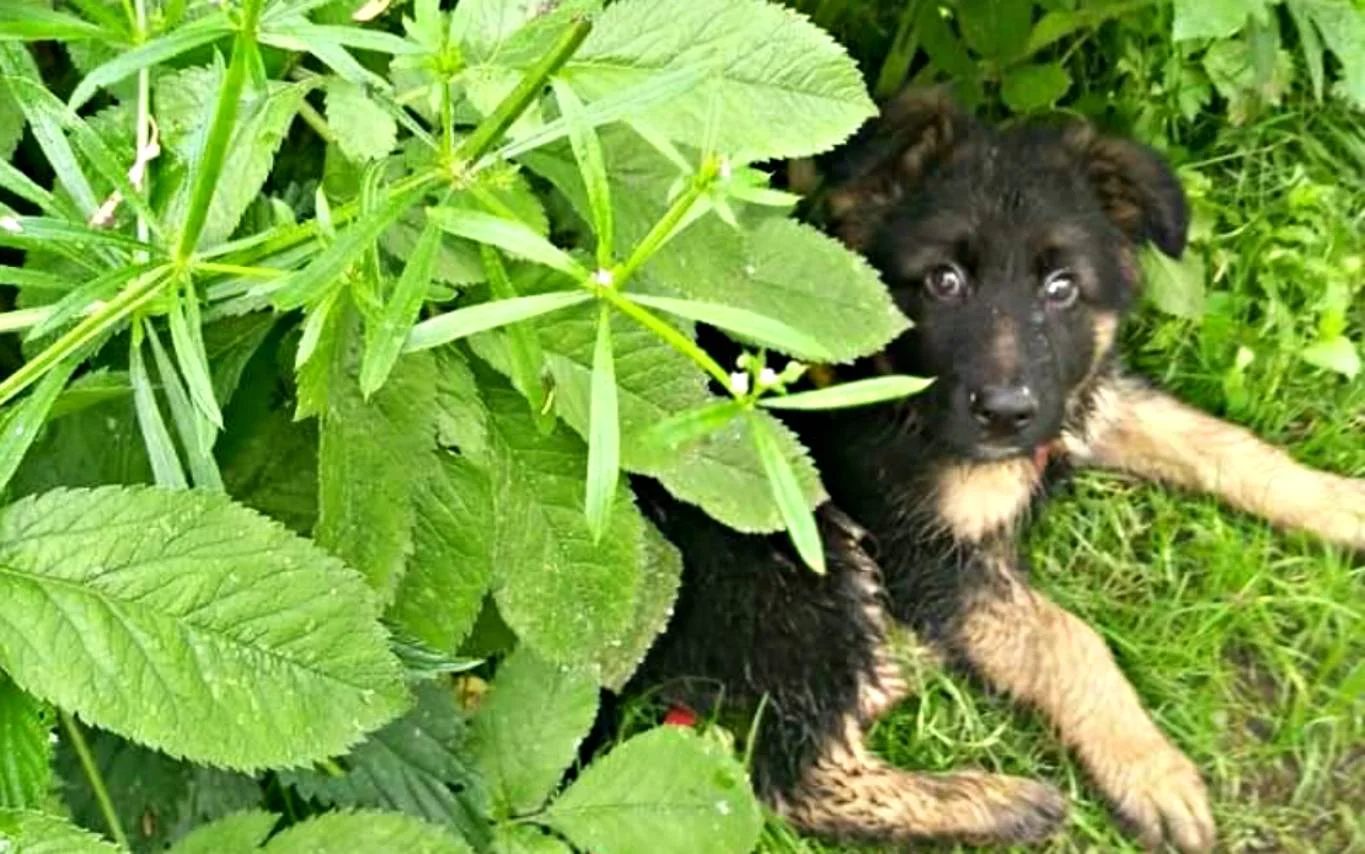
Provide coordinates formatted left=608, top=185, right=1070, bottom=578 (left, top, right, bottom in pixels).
left=991, top=315, right=1019, bottom=378
left=1090, top=312, right=1118, bottom=371
left=935, top=457, right=1040, bottom=542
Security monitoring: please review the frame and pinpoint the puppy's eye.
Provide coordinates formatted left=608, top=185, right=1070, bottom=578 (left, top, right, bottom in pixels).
left=923, top=264, right=967, bottom=302
left=1042, top=270, right=1079, bottom=308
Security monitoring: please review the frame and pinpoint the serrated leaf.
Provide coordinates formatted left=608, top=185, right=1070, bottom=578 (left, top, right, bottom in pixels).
left=563, top=0, right=874, bottom=160
left=452, top=0, right=602, bottom=64
left=433, top=346, right=489, bottom=459
left=326, top=79, right=398, bottom=163
left=68, top=14, right=234, bottom=109
left=220, top=405, right=319, bottom=536
left=5, top=390, right=151, bottom=499
left=428, top=208, right=586, bottom=278
left=598, top=518, right=682, bottom=691
left=483, top=379, right=643, bottom=661
left=957, top=0, right=1032, bottom=60
left=0, top=675, right=50, bottom=809
left=470, top=646, right=599, bottom=818
left=0, top=809, right=122, bottom=853
left=363, top=220, right=442, bottom=397
left=1301, top=335, right=1361, bottom=378
left=1296, top=0, right=1365, bottom=108
left=261, top=810, right=473, bottom=854
left=0, top=486, right=409, bottom=771
left=283, top=682, right=489, bottom=849
left=204, top=313, right=277, bottom=408
left=1142, top=247, right=1206, bottom=319
left=539, top=727, right=762, bottom=854
left=318, top=328, right=438, bottom=605
left=1000, top=62, right=1072, bottom=113
left=166, top=810, right=278, bottom=854
left=760, top=375, right=935, bottom=411
left=406, top=291, right=593, bottom=353
left=387, top=453, right=494, bottom=654
left=749, top=413, right=824, bottom=574
left=493, top=825, right=572, bottom=854
left=1173, top=0, right=1265, bottom=40
left=48, top=370, right=131, bottom=421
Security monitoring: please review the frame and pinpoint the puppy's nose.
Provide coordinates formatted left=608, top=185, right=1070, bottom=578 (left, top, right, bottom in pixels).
left=969, top=385, right=1038, bottom=433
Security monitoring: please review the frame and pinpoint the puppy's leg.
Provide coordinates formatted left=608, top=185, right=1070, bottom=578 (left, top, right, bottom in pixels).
left=951, top=552, right=1215, bottom=853
left=1070, top=376, right=1365, bottom=548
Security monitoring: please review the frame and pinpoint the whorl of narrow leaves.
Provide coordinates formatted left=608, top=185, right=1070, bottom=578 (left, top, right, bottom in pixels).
left=261, top=809, right=473, bottom=854
left=0, top=486, right=408, bottom=771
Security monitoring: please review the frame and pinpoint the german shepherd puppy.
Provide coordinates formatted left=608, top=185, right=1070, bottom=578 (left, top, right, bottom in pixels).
left=631, top=88, right=1365, bottom=852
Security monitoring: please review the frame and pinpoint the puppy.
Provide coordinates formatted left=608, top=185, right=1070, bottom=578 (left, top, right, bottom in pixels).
left=632, top=88, right=1365, bottom=853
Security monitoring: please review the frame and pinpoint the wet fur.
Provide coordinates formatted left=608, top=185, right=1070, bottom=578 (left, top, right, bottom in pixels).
left=631, top=87, right=1365, bottom=852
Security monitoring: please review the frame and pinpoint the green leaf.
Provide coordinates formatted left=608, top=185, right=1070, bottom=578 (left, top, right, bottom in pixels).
left=1296, top=0, right=1365, bottom=108
left=219, top=406, right=319, bottom=536
left=1300, top=335, right=1361, bottom=378
left=597, top=518, right=683, bottom=691
left=452, top=0, right=602, bottom=64
left=0, top=5, right=108, bottom=43
left=480, top=246, right=554, bottom=429
left=166, top=811, right=278, bottom=854
left=0, top=809, right=122, bottom=853
left=5, top=386, right=151, bottom=499
left=635, top=399, right=746, bottom=453
left=0, top=44, right=98, bottom=217
left=0, top=82, right=22, bottom=162
left=585, top=304, right=620, bottom=541
left=957, top=0, right=1033, bottom=60
left=67, top=14, right=234, bottom=109
left=405, top=291, right=593, bottom=353
left=318, top=331, right=438, bottom=605
left=551, top=79, right=613, bottom=265
left=492, top=826, right=572, bottom=854
left=326, top=79, right=398, bottom=163
left=469, top=646, right=599, bottom=818
left=261, top=810, right=473, bottom=854
left=0, top=675, right=50, bottom=809
left=145, top=322, right=224, bottom=490
left=362, top=221, right=442, bottom=397
left=432, top=345, right=489, bottom=459
left=168, top=282, right=224, bottom=429
left=282, top=682, right=489, bottom=849
left=263, top=21, right=422, bottom=56
left=1142, top=247, right=1206, bottom=319
left=0, top=486, right=409, bottom=771
left=0, top=358, right=76, bottom=496
left=749, top=413, right=825, bottom=574
left=1173, top=0, right=1265, bottom=40
left=130, top=325, right=190, bottom=488
left=483, top=379, right=643, bottom=662
left=760, top=375, right=935, bottom=411
left=204, top=313, right=277, bottom=408
left=387, top=453, right=494, bottom=654
left=564, top=0, right=874, bottom=160
left=539, top=726, right=762, bottom=854
left=428, top=208, right=587, bottom=278
left=627, top=293, right=835, bottom=362
left=1000, top=62, right=1072, bottom=113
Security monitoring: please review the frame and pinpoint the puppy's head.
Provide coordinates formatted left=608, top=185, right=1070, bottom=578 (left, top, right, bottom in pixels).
left=825, top=88, right=1188, bottom=461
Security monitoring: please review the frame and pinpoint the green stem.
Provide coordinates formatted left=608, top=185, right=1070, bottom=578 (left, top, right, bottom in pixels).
left=134, top=0, right=150, bottom=259
left=60, top=710, right=129, bottom=850
left=615, top=158, right=718, bottom=283
left=193, top=261, right=287, bottom=278
left=455, top=17, right=591, bottom=165
left=296, top=100, right=337, bottom=145
left=597, top=286, right=734, bottom=393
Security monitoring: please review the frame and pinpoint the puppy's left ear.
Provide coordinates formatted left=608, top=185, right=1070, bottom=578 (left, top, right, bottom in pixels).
left=1063, top=126, right=1189, bottom=259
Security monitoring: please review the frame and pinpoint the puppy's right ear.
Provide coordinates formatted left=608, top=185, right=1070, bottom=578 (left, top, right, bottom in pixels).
left=823, top=87, right=974, bottom=249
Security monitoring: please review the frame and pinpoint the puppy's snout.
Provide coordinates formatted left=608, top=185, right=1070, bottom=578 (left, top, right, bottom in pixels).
left=969, top=385, right=1038, bottom=434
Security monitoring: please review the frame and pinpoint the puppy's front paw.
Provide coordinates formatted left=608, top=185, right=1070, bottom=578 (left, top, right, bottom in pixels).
left=1106, top=743, right=1214, bottom=853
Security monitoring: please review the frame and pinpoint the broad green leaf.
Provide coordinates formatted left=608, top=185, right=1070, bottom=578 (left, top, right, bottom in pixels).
left=1296, top=0, right=1365, bottom=108
left=432, top=346, right=489, bottom=459
left=563, top=0, right=874, bottom=160
left=452, top=0, right=602, bottom=64
left=405, top=291, right=593, bottom=353
left=585, top=304, right=620, bottom=541
left=551, top=79, right=613, bottom=265
left=382, top=213, right=485, bottom=287
left=1173, top=0, right=1265, bottom=40
left=1000, top=62, right=1072, bottom=113
left=598, top=518, right=683, bottom=691
left=428, top=208, right=586, bottom=278
left=130, top=325, right=189, bottom=488
left=1286, top=1, right=1326, bottom=101
left=469, top=646, right=599, bottom=818
left=0, top=84, right=22, bottom=162
left=387, top=453, right=494, bottom=654
left=0, top=675, right=49, bottom=809
left=5, top=388, right=151, bottom=499
left=540, top=727, right=762, bottom=854
left=0, top=486, right=409, bottom=771
left=0, top=809, right=121, bottom=853
left=166, top=811, right=278, bottom=854
left=0, top=44, right=98, bottom=216
left=760, top=375, right=935, bottom=411
left=1301, top=335, right=1361, bottom=378
left=204, top=313, right=277, bottom=408
left=220, top=406, right=319, bottom=536
left=627, top=293, right=835, bottom=362
left=261, top=810, right=473, bottom=854
left=483, top=379, right=643, bottom=661
left=318, top=331, right=438, bottom=605
left=67, top=13, right=234, bottom=109
left=362, top=221, right=442, bottom=397
left=1142, top=247, right=1207, bottom=319
left=957, top=0, right=1032, bottom=60
left=749, top=413, right=825, bottom=574
left=295, top=290, right=349, bottom=422
left=283, top=683, right=489, bottom=849
left=0, top=358, right=76, bottom=496
left=0, top=5, right=107, bottom=43
left=635, top=399, right=746, bottom=452
left=493, top=826, right=571, bottom=854
left=48, top=370, right=131, bottom=421
left=326, top=79, right=398, bottom=163
left=480, top=246, right=553, bottom=429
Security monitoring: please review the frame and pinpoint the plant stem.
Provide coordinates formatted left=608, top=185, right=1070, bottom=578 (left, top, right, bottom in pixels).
left=193, top=261, right=288, bottom=278
left=615, top=158, right=718, bottom=284
left=134, top=0, right=150, bottom=260
left=60, top=710, right=130, bottom=850
left=597, top=286, right=733, bottom=392
left=296, top=100, right=337, bottom=145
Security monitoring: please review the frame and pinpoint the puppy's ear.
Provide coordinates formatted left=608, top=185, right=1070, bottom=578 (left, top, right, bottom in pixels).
left=822, top=87, right=973, bottom=249
left=1063, top=126, right=1189, bottom=259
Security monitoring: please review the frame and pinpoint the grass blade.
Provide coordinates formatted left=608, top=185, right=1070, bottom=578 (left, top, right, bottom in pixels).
left=404, top=291, right=592, bottom=353
left=167, top=278, right=223, bottom=429
left=29, top=262, right=151, bottom=341
left=67, top=13, right=233, bottom=109
left=760, top=375, right=935, bottom=411
left=585, top=303, right=619, bottom=541
left=481, top=245, right=554, bottom=431
left=0, top=216, right=152, bottom=255
left=0, top=44, right=98, bottom=216
left=552, top=78, right=613, bottom=267
left=146, top=322, right=223, bottom=489
left=264, top=21, right=423, bottom=55
left=625, top=293, right=834, bottom=362
left=748, top=413, right=824, bottom=574
left=130, top=321, right=188, bottom=489
left=0, top=358, right=78, bottom=494
left=360, top=218, right=441, bottom=397
left=0, top=6, right=108, bottom=43
left=428, top=207, right=587, bottom=279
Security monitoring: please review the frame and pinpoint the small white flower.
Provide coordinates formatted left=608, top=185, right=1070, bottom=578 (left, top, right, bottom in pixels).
left=758, top=367, right=778, bottom=387
left=729, top=372, right=750, bottom=396
left=718, top=157, right=733, bottom=180
left=0, top=216, right=22, bottom=233
left=592, top=268, right=615, bottom=287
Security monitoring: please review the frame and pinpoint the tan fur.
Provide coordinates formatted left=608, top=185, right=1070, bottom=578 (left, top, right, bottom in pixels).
left=955, top=553, right=1215, bottom=853
left=992, top=315, right=1020, bottom=377
left=936, top=457, right=1041, bottom=542
left=1070, top=377, right=1365, bottom=549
